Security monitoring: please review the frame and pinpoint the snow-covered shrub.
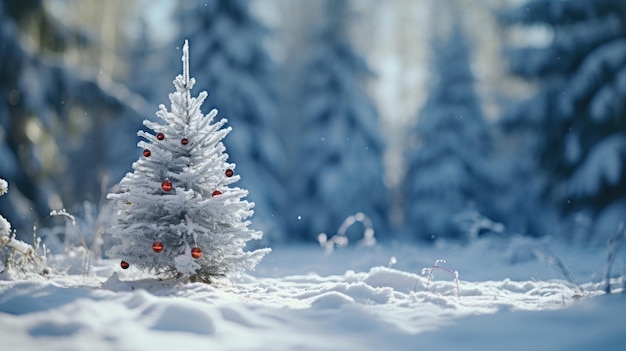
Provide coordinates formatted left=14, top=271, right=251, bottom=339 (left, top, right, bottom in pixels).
left=0, top=178, right=49, bottom=278
left=0, top=178, right=7, bottom=197
left=0, top=232, right=50, bottom=278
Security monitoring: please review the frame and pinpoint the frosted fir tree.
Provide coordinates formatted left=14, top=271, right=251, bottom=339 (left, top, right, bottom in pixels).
left=287, top=0, right=389, bottom=241
left=107, top=41, right=270, bottom=283
left=0, top=178, right=49, bottom=278
left=499, top=0, right=626, bottom=240
left=404, top=23, right=496, bottom=241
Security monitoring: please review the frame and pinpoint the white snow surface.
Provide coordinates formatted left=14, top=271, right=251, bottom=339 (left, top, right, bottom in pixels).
left=1, top=236, right=625, bottom=350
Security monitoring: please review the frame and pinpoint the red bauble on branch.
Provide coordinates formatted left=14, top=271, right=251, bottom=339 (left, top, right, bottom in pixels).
left=225, top=169, right=234, bottom=177
left=191, top=247, right=202, bottom=259
left=120, top=261, right=129, bottom=269
left=181, top=138, right=188, bottom=145
left=161, top=180, right=173, bottom=192
left=152, top=241, right=163, bottom=253
left=212, top=190, right=222, bottom=197
left=156, top=132, right=165, bottom=140
left=143, top=149, right=151, bottom=157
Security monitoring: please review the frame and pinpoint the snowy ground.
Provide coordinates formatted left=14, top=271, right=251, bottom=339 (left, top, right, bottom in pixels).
left=1, top=236, right=625, bottom=350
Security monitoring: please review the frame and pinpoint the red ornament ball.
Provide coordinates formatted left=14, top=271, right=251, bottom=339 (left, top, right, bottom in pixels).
left=152, top=241, right=163, bottom=253
left=143, top=149, right=151, bottom=157
left=156, top=132, right=165, bottom=140
left=120, top=261, right=129, bottom=269
left=191, top=247, right=202, bottom=259
left=212, top=190, right=222, bottom=197
left=225, top=169, right=234, bottom=177
left=161, top=180, right=173, bottom=192
left=181, top=138, right=188, bottom=145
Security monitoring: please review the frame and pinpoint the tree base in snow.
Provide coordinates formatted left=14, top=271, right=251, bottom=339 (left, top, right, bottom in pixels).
left=189, top=270, right=226, bottom=285
left=102, top=269, right=230, bottom=292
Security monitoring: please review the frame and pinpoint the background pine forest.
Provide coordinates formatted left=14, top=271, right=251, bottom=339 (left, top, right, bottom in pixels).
left=2, top=0, right=626, bottom=247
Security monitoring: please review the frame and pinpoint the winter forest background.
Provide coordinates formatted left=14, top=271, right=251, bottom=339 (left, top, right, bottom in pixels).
left=2, top=0, right=626, bottom=249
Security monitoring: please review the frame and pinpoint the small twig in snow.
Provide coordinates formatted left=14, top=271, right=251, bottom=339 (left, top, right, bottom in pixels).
left=533, top=248, right=584, bottom=294
left=604, top=223, right=625, bottom=294
left=318, top=212, right=376, bottom=253
left=415, top=259, right=460, bottom=299
left=34, top=209, right=91, bottom=277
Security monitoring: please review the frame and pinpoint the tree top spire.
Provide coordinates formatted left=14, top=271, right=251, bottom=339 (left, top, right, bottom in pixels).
left=182, top=39, right=191, bottom=102
left=182, top=39, right=189, bottom=89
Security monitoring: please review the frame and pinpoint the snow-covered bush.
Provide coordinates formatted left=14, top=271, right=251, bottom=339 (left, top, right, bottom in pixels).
left=106, top=41, right=270, bottom=283
left=0, top=178, right=49, bottom=278
left=0, top=178, right=7, bottom=197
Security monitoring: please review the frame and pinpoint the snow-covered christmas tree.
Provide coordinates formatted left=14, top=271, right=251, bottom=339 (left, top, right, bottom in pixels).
left=107, top=41, right=270, bottom=283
